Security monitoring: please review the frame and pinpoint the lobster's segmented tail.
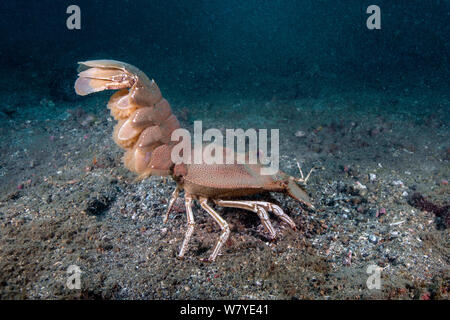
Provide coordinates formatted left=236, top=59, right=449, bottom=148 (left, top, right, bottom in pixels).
left=74, top=60, right=180, bottom=178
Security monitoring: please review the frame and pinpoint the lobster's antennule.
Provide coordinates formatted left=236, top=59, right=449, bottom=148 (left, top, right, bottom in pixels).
left=295, top=161, right=314, bottom=185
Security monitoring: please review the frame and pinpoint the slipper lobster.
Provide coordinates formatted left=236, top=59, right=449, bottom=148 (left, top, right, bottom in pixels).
left=75, top=60, right=314, bottom=262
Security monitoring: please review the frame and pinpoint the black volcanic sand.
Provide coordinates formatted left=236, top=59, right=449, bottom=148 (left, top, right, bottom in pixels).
left=0, top=78, right=448, bottom=299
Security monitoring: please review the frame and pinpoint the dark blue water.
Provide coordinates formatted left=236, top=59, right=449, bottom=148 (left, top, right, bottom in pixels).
left=0, top=0, right=448, bottom=107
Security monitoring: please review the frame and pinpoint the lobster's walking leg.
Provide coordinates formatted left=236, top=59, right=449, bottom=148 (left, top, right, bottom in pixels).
left=265, top=202, right=297, bottom=230
left=255, top=206, right=276, bottom=239
left=178, top=195, right=195, bottom=259
left=199, top=197, right=230, bottom=262
left=214, top=200, right=296, bottom=236
left=164, top=185, right=180, bottom=223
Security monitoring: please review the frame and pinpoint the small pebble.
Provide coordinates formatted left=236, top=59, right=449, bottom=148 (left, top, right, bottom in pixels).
left=368, top=234, right=378, bottom=244
left=354, top=181, right=368, bottom=196
left=377, top=208, right=386, bottom=217
left=390, top=220, right=405, bottom=226
left=355, top=181, right=367, bottom=190
left=392, top=180, right=404, bottom=186
left=295, top=130, right=306, bottom=138
left=81, top=115, right=95, bottom=126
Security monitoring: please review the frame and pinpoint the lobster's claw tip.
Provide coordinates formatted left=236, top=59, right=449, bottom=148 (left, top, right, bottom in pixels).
left=286, top=179, right=314, bottom=209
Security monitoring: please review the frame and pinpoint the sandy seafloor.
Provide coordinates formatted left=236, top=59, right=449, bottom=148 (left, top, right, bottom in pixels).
left=0, top=64, right=448, bottom=299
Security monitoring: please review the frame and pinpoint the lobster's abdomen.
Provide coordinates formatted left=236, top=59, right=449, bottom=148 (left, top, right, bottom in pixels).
left=75, top=60, right=180, bottom=178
